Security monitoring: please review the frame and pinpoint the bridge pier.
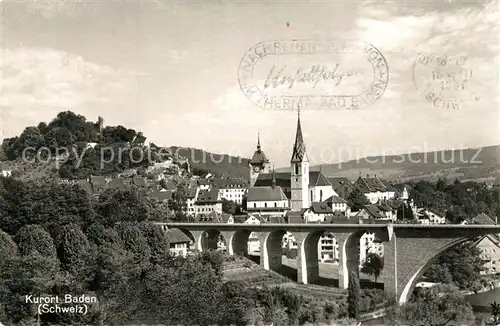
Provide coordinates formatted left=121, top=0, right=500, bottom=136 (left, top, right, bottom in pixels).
left=337, top=232, right=361, bottom=289
left=220, top=230, right=250, bottom=256
left=259, top=231, right=284, bottom=273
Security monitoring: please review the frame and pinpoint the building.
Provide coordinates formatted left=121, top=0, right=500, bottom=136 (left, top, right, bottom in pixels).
left=195, top=188, right=222, bottom=215
left=416, top=209, right=446, bottom=225
left=327, top=177, right=354, bottom=200
left=323, top=195, right=350, bottom=215
left=303, top=202, right=333, bottom=222
left=360, top=232, right=384, bottom=265
left=355, top=204, right=396, bottom=221
left=248, top=134, right=271, bottom=187
left=354, top=174, right=396, bottom=204
left=165, top=228, right=192, bottom=257
left=213, top=178, right=247, bottom=205
left=476, top=234, right=500, bottom=275
left=186, top=187, right=199, bottom=215
left=247, top=171, right=290, bottom=217
left=318, top=233, right=339, bottom=263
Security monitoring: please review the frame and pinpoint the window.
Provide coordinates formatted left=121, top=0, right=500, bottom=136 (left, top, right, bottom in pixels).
left=253, top=203, right=256, bottom=208
left=264, top=203, right=267, bottom=208
left=320, top=190, right=323, bottom=202
left=310, top=190, right=313, bottom=201
left=294, top=164, right=300, bottom=175
left=274, top=202, right=277, bottom=207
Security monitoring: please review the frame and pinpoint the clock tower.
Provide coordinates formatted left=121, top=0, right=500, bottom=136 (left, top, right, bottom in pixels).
left=249, top=134, right=270, bottom=187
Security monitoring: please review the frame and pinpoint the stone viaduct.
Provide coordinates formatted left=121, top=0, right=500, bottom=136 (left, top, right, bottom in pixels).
left=154, top=222, right=500, bottom=304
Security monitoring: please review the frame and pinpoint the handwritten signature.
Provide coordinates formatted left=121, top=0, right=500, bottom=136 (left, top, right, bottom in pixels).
left=263, top=64, right=364, bottom=90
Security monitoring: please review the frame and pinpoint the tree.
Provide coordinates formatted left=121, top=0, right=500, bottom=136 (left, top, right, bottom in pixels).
left=361, top=253, right=384, bottom=282
left=138, top=222, right=170, bottom=265
left=16, top=126, right=45, bottom=152
left=347, top=271, right=360, bottom=319
left=15, top=225, right=57, bottom=259
left=169, top=183, right=188, bottom=214
left=0, top=230, right=18, bottom=267
left=55, top=223, right=95, bottom=288
left=98, top=188, right=150, bottom=226
left=222, top=198, right=237, bottom=214
left=424, top=242, right=484, bottom=290
left=347, top=187, right=369, bottom=211
left=490, top=301, right=500, bottom=325
left=388, top=284, right=475, bottom=326
left=115, top=222, right=151, bottom=273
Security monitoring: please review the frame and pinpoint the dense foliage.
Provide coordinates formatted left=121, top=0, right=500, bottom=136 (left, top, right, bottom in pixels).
left=408, top=178, right=500, bottom=223
left=386, top=284, right=475, bottom=326
left=424, top=241, right=485, bottom=290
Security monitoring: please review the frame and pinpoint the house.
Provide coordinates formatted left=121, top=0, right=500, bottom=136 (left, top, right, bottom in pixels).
left=323, top=195, right=350, bottom=215
left=303, top=202, right=333, bottom=222
left=246, top=180, right=290, bottom=217
left=354, top=174, right=396, bottom=204
left=476, top=234, right=500, bottom=275
left=195, top=188, right=222, bottom=215
left=416, top=209, right=446, bottom=225
left=394, top=184, right=411, bottom=201
left=186, top=187, right=199, bottom=215
left=149, top=190, right=173, bottom=202
left=165, top=228, right=192, bottom=257
left=360, top=232, right=384, bottom=265
left=355, top=204, right=395, bottom=221
left=213, top=178, right=247, bottom=205
left=318, top=232, right=339, bottom=263
left=326, top=177, right=354, bottom=199
left=197, top=179, right=211, bottom=190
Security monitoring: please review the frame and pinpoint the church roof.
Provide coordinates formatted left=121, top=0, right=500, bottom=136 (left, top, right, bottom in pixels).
left=290, top=110, right=307, bottom=163
left=247, top=186, right=288, bottom=201
left=310, top=171, right=331, bottom=186
left=254, top=171, right=331, bottom=189
left=250, top=134, right=270, bottom=165
left=250, top=150, right=270, bottom=165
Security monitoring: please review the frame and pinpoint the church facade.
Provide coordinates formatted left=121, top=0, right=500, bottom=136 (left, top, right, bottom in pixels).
left=247, top=110, right=339, bottom=214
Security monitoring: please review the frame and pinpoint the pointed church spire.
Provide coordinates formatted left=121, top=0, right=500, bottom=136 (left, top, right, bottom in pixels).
left=271, top=166, right=276, bottom=189
left=257, top=133, right=261, bottom=151
left=290, top=106, right=307, bottom=163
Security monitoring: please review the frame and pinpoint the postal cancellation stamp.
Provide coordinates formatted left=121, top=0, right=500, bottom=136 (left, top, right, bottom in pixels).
left=413, top=53, right=479, bottom=110
left=238, top=40, right=389, bottom=110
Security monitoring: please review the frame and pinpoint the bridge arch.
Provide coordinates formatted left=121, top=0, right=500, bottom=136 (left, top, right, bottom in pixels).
left=223, top=229, right=252, bottom=256
left=261, top=230, right=288, bottom=275
left=178, top=228, right=227, bottom=252
left=398, top=237, right=470, bottom=304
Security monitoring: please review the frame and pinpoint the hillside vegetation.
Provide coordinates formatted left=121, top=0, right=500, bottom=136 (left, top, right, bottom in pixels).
left=0, top=111, right=250, bottom=181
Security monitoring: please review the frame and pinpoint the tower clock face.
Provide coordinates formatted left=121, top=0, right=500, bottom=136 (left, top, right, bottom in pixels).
left=253, top=166, right=261, bottom=173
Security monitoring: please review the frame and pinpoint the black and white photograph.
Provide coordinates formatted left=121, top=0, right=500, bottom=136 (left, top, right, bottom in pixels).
left=0, top=0, right=499, bottom=325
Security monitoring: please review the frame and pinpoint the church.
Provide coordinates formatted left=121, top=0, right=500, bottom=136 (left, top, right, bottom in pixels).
left=246, top=110, right=342, bottom=217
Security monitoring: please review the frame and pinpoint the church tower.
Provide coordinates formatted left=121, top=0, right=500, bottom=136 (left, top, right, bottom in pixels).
left=249, top=134, right=271, bottom=187
left=290, top=109, right=309, bottom=211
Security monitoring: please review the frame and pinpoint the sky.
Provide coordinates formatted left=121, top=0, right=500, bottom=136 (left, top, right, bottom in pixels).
left=1, top=0, right=499, bottom=167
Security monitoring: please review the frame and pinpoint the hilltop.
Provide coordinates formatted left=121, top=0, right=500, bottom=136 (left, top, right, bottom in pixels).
left=0, top=111, right=250, bottom=181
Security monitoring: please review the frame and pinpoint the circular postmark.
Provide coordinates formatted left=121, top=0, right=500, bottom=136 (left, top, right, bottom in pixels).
left=413, top=53, right=478, bottom=110
left=237, top=40, right=389, bottom=110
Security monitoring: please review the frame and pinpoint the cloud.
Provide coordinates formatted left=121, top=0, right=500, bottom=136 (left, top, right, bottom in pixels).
left=1, top=47, right=136, bottom=136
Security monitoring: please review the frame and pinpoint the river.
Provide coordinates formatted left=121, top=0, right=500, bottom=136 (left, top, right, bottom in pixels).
left=361, top=288, right=500, bottom=325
